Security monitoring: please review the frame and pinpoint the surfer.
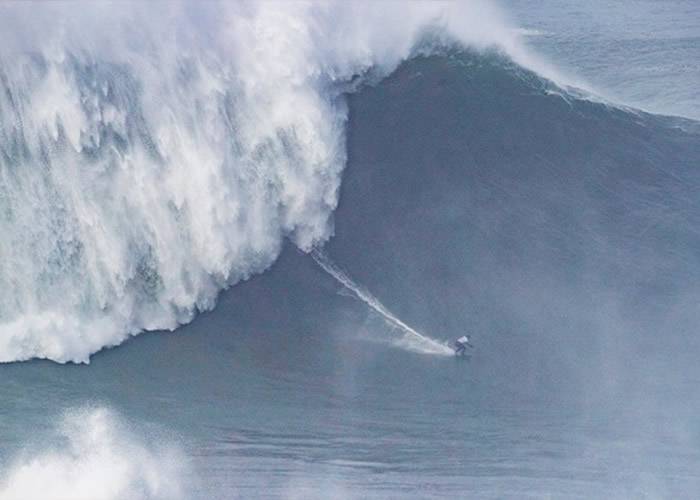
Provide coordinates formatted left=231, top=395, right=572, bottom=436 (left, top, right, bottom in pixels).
left=454, top=335, right=473, bottom=356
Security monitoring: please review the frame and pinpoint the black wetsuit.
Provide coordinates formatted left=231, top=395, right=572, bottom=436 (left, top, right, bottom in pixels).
left=455, top=342, right=467, bottom=355
left=455, top=338, right=474, bottom=355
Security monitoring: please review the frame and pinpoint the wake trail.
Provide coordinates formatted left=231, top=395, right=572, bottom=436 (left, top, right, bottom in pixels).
left=311, top=250, right=453, bottom=356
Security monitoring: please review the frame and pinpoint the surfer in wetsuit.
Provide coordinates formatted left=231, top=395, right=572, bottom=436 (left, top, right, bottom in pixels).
left=454, top=335, right=473, bottom=356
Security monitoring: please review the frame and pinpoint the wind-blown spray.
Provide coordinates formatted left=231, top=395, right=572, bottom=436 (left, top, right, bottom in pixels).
left=312, top=250, right=453, bottom=355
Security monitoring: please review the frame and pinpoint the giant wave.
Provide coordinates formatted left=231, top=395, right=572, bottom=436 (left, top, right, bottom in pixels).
left=0, top=1, right=544, bottom=363
left=1, top=1, right=697, bottom=368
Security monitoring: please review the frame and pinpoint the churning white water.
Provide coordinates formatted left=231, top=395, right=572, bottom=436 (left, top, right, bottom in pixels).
left=0, top=1, right=551, bottom=363
left=0, top=407, right=186, bottom=500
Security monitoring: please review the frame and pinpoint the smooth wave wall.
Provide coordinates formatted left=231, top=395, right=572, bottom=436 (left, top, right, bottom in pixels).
left=329, top=52, right=700, bottom=398
left=0, top=1, right=538, bottom=363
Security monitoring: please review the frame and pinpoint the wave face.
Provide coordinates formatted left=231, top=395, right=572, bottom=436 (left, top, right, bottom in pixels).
left=330, top=51, right=700, bottom=392
left=0, top=1, right=527, bottom=363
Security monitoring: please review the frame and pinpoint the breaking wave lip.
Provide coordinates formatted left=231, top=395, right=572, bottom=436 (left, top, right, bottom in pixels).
left=0, top=1, right=589, bottom=363
left=0, top=406, right=187, bottom=500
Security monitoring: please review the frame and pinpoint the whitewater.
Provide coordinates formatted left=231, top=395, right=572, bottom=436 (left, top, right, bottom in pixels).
left=2, top=1, right=700, bottom=499
left=0, top=407, right=186, bottom=500
left=0, top=0, right=554, bottom=364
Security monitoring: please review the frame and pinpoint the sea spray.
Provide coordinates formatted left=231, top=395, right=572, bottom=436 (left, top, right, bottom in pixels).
left=311, top=249, right=453, bottom=355
left=0, top=407, right=186, bottom=500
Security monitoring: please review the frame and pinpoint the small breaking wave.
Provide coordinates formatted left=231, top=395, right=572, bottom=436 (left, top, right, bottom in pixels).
left=0, top=0, right=544, bottom=363
left=0, top=407, right=187, bottom=500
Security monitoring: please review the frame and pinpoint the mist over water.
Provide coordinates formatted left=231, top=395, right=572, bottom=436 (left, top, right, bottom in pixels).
left=312, top=250, right=452, bottom=356
left=1, top=1, right=699, bottom=499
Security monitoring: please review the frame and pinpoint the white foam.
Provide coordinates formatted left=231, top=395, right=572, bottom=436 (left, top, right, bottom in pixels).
left=0, top=1, right=547, bottom=362
left=0, top=407, right=186, bottom=500
left=312, top=250, right=453, bottom=356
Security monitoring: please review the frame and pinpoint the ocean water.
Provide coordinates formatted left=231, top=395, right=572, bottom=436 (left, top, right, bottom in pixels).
left=506, top=0, right=700, bottom=119
left=1, top=2, right=699, bottom=499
